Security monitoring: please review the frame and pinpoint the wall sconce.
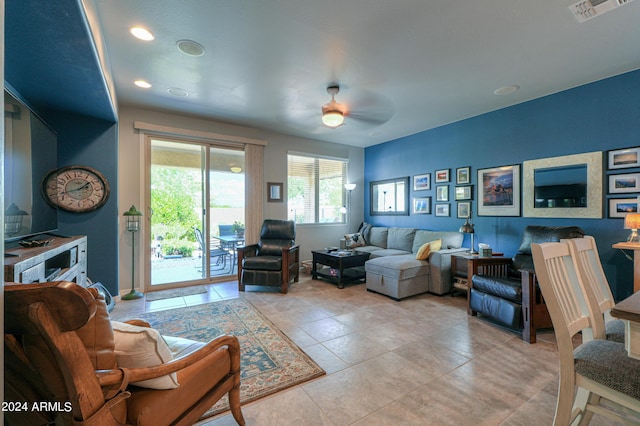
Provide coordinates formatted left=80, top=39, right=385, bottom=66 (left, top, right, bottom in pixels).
left=625, top=213, right=640, bottom=243
left=4, top=203, right=28, bottom=235
left=459, top=213, right=476, bottom=254
left=122, top=205, right=143, bottom=300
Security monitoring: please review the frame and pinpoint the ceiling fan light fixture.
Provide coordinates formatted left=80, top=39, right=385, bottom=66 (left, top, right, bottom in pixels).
left=322, top=109, right=344, bottom=127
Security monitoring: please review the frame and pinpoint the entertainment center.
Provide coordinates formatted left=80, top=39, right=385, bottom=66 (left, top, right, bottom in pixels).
left=4, top=236, right=87, bottom=286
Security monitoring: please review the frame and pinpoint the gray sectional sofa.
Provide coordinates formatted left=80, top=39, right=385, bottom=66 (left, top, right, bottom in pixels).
left=353, top=226, right=466, bottom=300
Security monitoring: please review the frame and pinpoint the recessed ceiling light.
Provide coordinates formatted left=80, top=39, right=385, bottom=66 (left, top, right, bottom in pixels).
left=134, top=80, right=152, bottom=89
left=494, top=85, right=520, bottom=95
left=167, top=87, right=189, bottom=97
left=130, top=27, right=155, bottom=41
left=176, top=40, right=205, bottom=57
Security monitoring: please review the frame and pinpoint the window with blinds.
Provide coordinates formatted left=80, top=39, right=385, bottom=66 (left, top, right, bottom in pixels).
left=287, top=153, right=347, bottom=224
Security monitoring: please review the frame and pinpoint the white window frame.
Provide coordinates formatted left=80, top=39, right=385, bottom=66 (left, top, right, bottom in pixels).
left=287, top=152, right=347, bottom=225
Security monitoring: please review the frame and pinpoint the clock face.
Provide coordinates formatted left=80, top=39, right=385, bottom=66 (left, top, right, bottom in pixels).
left=42, top=166, right=110, bottom=213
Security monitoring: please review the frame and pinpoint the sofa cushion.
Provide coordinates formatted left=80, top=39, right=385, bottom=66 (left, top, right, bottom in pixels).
left=353, top=246, right=384, bottom=255
left=412, top=230, right=463, bottom=252
left=415, top=239, right=442, bottom=260
left=345, top=232, right=366, bottom=248
left=111, top=321, right=179, bottom=390
left=369, top=248, right=412, bottom=258
left=387, top=227, right=416, bottom=252
left=368, top=227, right=389, bottom=248
left=365, top=254, right=430, bottom=280
left=359, top=222, right=373, bottom=244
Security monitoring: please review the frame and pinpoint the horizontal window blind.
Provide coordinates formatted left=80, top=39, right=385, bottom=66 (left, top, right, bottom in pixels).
left=288, top=153, right=347, bottom=224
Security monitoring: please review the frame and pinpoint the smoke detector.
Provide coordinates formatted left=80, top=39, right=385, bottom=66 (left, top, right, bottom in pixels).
left=569, top=0, right=634, bottom=23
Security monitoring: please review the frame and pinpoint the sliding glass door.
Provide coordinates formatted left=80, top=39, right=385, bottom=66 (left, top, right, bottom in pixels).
left=148, top=137, right=245, bottom=288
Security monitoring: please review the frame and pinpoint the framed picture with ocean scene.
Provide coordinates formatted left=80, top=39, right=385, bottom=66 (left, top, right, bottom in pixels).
left=413, top=173, right=431, bottom=191
left=477, top=164, right=520, bottom=216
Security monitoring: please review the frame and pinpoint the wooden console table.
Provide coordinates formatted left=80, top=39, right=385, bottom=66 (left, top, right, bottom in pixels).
left=4, top=235, right=87, bottom=286
left=612, top=242, right=640, bottom=293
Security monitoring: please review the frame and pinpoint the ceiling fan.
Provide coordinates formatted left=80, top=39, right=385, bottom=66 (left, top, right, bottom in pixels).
left=280, top=83, right=394, bottom=132
left=321, top=85, right=346, bottom=128
left=318, top=84, right=394, bottom=129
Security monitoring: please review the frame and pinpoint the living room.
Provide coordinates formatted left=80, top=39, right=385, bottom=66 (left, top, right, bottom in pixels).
left=4, top=1, right=640, bottom=424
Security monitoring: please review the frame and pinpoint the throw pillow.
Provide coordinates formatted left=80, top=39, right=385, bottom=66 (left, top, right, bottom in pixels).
left=111, top=321, right=179, bottom=389
left=345, top=232, right=366, bottom=248
left=415, top=239, right=442, bottom=260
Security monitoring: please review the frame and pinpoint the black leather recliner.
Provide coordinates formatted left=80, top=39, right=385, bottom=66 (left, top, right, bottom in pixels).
left=237, top=219, right=300, bottom=294
left=469, top=225, right=584, bottom=343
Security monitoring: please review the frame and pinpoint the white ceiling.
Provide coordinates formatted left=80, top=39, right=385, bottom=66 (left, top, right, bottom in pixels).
left=92, top=0, right=640, bottom=148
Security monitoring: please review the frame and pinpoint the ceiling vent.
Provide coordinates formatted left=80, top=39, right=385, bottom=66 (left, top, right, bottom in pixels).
left=569, top=0, right=634, bottom=23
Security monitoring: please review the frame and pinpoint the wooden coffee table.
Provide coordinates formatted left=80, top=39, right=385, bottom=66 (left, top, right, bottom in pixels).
left=311, top=250, right=370, bottom=289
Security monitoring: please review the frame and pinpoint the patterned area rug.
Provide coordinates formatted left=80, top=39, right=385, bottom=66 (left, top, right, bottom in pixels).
left=145, top=285, right=207, bottom=301
left=138, top=298, right=325, bottom=420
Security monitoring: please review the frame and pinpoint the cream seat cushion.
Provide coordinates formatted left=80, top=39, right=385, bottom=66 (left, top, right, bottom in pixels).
left=111, top=321, right=179, bottom=389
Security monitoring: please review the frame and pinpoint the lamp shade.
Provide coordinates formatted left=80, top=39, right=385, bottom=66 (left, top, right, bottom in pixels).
left=459, top=218, right=474, bottom=234
left=123, top=205, right=143, bottom=232
left=625, top=214, right=640, bottom=230
left=322, top=110, right=344, bottom=127
left=344, top=183, right=356, bottom=191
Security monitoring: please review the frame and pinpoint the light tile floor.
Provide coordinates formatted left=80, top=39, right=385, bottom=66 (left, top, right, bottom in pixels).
left=110, top=275, right=624, bottom=426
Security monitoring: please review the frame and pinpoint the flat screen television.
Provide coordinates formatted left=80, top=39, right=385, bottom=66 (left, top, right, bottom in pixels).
left=533, top=164, right=587, bottom=208
left=4, top=88, right=58, bottom=242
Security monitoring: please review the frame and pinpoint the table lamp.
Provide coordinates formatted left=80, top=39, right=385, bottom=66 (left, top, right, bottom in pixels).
left=122, top=205, right=144, bottom=300
left=625, top=213, right=640, bottom=243
left=459, top=213, right=476, bottom=254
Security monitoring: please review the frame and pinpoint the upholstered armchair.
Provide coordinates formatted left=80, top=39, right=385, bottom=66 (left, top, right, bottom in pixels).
left=4, top=281, right=245, bottom=426
left=469, top=225, right=584, bottom=343
left=237, top=219, right=300, bottom=294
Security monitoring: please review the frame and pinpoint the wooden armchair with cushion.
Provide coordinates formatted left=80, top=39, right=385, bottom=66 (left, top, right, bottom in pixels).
left=4, top=281, right=245, bottom=426
left=237, top=219, right=300, bottom=294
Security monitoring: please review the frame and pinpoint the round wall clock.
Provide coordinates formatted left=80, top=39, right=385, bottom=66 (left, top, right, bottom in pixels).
left=42, top=165, right=110, bottom=213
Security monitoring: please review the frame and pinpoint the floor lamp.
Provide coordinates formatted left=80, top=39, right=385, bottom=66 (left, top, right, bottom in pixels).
left=122, top=205, right=144, bottom=300
left=344, top=183, right=356, bottom=231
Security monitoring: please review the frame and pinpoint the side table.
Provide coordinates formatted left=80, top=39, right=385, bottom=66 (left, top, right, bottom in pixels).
left=451, top=253, right=511, bottom=306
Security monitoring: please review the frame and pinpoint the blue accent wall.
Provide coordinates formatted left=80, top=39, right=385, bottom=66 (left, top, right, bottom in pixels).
left=365, top=69, right=640, bottom=300
left=45, top=112, right=119, bottom=296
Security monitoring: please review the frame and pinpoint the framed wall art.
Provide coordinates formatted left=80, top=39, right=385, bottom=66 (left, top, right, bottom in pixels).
left=435, top=203, right=450, bottom=217
left=436, top=185, right=449, bottom=202
left=477, top=164, right=521, bottom=216
left=455, top=185, right=473, bottom=200
left=413, top=173, right=431, bottom=191
left=457, top=201, right=471, bottom=218
left=267, top=182, right=284, bottom=202
left=609, top=173, right=640, bottom=194
left=609, top=197, right=640, bottom=218
left=435, top=169, right=450, bottom=183
left=609, top=147, right=640, bottom=170
left=412, top=197, right=431, bottom=214
left=523, top=151, right=602, bottom=218
left=456, top=167, right=471, bottom=184
left=435, top=204, right=451, bottom=216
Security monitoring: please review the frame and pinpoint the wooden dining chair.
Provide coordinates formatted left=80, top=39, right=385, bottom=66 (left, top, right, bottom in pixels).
left=564, top=236, right=625, bottom=343
left=531, top=242, right=640, bottom=425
